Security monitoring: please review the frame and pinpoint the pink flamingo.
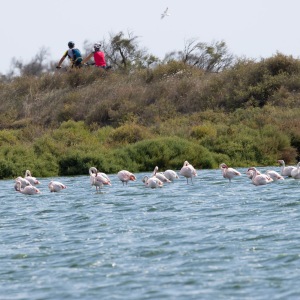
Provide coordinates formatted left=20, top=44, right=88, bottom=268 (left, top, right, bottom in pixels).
left=48, top=181, right=67, bottom=192
left=219, top=163, right=241, bottom=182
left=265, top=170, right=284, bottom=181
left=179, top=161, right=197, bottom=184
left=14, top=176, right=31, bottom=190
left=25, top=170, right=40, bottom=185
left=117, top=170, right=136, bottom=185
left=152, top=166, right=171, bottom=183
left=15, top=180, right=40, bottom=195
left=291, top=162, right=300, bottom=179
left=89, top=167, right=111, bottom=191
left=247, top=167, right=273, bottom=186
left=142, top=175, right=163, bottom=188
left=277, top=160, right=296, bottom=177
left=163, top=169, right=179, bottom=181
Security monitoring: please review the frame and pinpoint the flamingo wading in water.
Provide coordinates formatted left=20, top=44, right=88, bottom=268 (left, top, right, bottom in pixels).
left=152, top=166, right=171, bottom=183
left=24, top=170, right=40, bottom=185
left=15, top=180, right=40, bottom=195
left=14, top=176, right=31, bottom=191
left=179, top=161, right=197, bottom=184
left=291, top=162, right=300, bottom=179
left=247, top=167, right=273, bottom=186
left=265, top=170, right=284, bottom=181
left=163, top=169, right=179, bottom=181
left=142, top=175, right=163, bottom=188
left=89, top=167, right=111, bottom=191
left=277, top=160, right=296, bottom=177
left=117, top=170, right=136, bottom=185
left=48, top=181, right=67, bottom=192
left=219, top=163, right=241, bottom=182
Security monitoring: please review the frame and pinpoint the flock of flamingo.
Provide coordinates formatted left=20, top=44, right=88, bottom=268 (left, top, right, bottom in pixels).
left=220, top=159, right=300, bottom=185
left=13, top=160, right=300, bottom=195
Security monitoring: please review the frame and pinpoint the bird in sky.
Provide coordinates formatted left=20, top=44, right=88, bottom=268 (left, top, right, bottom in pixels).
left=161, top=7, right=170, bottom=19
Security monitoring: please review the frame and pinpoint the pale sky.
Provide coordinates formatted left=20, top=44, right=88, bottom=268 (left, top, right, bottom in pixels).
left=1, top=0, right=300, bottom=74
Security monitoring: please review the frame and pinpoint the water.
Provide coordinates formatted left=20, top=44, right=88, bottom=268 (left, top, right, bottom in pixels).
left=1, top=168, right=300, bottom=300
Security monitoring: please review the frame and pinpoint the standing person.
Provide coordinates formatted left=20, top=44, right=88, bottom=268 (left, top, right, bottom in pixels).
left=82, top=43, right=111, bottom=69
left=56, top=41, right=83, bottom=69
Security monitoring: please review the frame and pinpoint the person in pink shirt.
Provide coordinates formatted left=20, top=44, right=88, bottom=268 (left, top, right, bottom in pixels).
left=82, top=43, right=111, bottom=69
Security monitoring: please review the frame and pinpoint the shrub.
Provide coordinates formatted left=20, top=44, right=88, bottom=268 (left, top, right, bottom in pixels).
left=112, top=136, right=215, bottom=171
left=190, top=123, right=217, bottom=140
left=58, top=151, right=111, bottom=176
left=0, top=159, right=15, bottom=179
left=108, top=123, right=152, bottom=145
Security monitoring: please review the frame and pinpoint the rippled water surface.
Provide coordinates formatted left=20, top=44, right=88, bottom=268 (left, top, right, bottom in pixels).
left=1, top=168, right=300, bottom=300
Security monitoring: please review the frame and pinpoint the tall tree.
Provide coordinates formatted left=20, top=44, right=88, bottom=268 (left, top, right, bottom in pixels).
left=102, top=31, right=157, bottom=71
left=165, top=39, right=235, bottom=72
left=10, top=47, right=50, bottom=76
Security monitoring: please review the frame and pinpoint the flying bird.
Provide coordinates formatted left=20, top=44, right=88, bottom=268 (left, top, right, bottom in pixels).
left=161, top=7, right=170, bottom=19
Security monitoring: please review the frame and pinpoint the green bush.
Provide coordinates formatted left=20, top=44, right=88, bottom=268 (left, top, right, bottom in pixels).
left=0, top=159, right=15, bottom=179
left=108, top=123, right=152, bottom=145
left=111, top=137, right=215, bottom=171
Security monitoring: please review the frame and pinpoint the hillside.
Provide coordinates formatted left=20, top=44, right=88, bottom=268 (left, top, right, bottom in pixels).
left=0, top=54, right=300, bottom=178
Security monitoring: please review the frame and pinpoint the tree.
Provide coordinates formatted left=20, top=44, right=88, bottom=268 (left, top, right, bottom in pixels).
left=10, top=47, right=50, bottom=76
left=102, top=31, right=158, bottom=71
left=164, top=39, right=235, bottom=72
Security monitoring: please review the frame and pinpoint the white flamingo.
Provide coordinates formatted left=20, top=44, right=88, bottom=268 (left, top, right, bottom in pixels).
left=97, top=171, right=111, bottom=185
left=24, top=170, right=40, bottom=185
left=89, top=167, right=111, bottom=191
left=219, top=163, right=241, bottom=182
left=48, top=181, right=67, bottom=192
left=247, top=167, right=273, bottom=186
left=247, top=169, right=283, bottom=181
left=265, top=170, right=284, bottom=181
left=179, top=161, right=197, bottom=184
left=142, top=175, right=163, bottom=188
left=15, top=180, right=40, bottom=195
left=117, top=170, right=136, bottom=185
left=163, top=169, right=179, bottom=181
left=14, top=176, right=31, bottom=190
left=246, top=169, right=258, bottom=179
left=278, top=160, right=296, bottom=177
left=291, top=162, right=300, bottom=179
left=152, top=166, right=171, bottom=183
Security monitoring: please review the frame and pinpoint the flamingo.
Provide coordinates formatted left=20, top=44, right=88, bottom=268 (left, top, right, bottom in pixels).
left=117, top=170, right=136, bottom=185
left=246, top=169, right=258, bottom=179
left=48, top=181, right=67, bottom=192
left=14, top=176, right=31, bottom=191
left=219, top=163, right=241, bottom=182
left=142, top=175, right=163, bottom=188
left=89, top=167, right=111, bottom=191
left=24, top=170, right=40, bottom=185
left=179, top=161, right=197, bottom=184
left=247, top=167, right=273, bottom=186
left=152, top=166, right=171, bottom=183
left=265, top=170, right=284, bottom=181
left=15, top=180, right=40, bottom=195
left=291, top=162, right=300, bottom=179
left=97, top=171, right=111, bottom=185
left=163, top=169, right=179, bottom=181
left=277, top=160, right=296, bottom=177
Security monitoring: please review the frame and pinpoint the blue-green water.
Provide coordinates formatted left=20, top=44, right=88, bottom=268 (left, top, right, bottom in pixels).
left=1, top=168, right=300, bottom=300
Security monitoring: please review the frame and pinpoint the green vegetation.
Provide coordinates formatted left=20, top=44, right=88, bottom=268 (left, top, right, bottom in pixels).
left=0, top=52, right=300, bottom=179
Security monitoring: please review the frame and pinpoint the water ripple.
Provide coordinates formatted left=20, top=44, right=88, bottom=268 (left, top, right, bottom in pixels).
left=1, top=169, right=300, bottom=299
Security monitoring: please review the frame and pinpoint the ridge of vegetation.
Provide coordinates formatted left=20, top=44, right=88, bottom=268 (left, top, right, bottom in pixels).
left=1, top=37, right=300, bottom=178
